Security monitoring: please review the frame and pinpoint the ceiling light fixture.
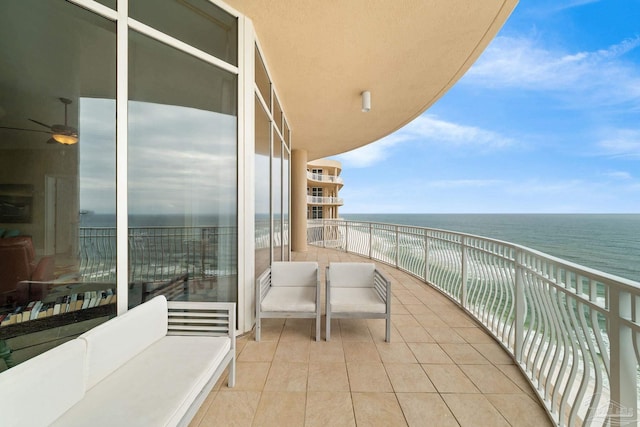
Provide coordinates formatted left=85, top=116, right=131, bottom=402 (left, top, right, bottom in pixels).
left=52, top=133, right=79, bottom=145
left=361, top=90, right=371, bottom=112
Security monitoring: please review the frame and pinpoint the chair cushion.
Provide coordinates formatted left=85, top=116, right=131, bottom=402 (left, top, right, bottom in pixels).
left=52, top=335, right=230, bottom=427
left=330, top=287, right=386, bottom=313
left=329, top=262, right=375, bottom=287
left=271, top=261, right=318, bottom=287
left=261, top=287, right=317, bottom=312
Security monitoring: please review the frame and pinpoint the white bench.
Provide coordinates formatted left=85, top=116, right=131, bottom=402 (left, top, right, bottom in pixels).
left=0, top=296, right=235, bottom=427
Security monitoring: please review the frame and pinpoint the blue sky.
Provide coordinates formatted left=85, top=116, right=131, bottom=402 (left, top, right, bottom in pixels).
left=336, top=0, right=640, bottom=214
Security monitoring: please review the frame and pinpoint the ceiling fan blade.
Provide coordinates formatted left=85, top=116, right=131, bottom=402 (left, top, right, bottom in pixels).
left=28, top=118, right=54, bottom=130
left=46, top=137, right=57, bottom=144
left=0, top=125, right=52, bottom=134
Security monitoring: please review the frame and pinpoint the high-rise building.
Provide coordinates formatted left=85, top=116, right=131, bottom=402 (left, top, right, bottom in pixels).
left=306, top=159, right=343, bottom=220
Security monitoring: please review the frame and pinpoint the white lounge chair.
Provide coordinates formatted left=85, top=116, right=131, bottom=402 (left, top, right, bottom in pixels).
left=326, top=262, right=391, bottom=342
left=255, top=261, right=321, bottom=341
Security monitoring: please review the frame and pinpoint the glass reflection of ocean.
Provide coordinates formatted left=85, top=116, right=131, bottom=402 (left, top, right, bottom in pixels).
left=343, top=214, right=640, bottom=283
left=79, top=213, right=238, bottom=282
left=80, top=214, right=236, bottom=228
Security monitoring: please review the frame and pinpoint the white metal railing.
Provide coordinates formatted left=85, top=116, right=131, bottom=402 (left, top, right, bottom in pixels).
left=308, top=219, right=640, bottom=427
left=306, top=171, right=344, bottom=184
left=306, top=195, right=344, bottom=205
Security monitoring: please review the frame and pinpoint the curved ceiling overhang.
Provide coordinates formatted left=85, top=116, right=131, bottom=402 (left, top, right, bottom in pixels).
left=225, top=0, right=518, bottom=160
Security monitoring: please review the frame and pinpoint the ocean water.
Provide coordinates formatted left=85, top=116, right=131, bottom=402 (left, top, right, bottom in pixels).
left=342, top=214, right=640, bottom=283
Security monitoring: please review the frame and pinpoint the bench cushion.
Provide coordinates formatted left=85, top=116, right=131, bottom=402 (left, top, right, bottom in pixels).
left=0, top=339, right=86, bottom=427
left=330, top=287, right=386, bottom=313
left=52, top=335, right=231, bottom=427
left=79, top=295, right=168, bottom=390
left=271, top=261, right=318, bottom=287
left=261, top=287, right=317, bottom=312
left=329, top=262, right=375, bottom=287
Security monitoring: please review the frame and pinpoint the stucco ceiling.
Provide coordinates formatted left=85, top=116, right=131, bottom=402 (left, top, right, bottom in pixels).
left=225, top=0, right=518, bottom=161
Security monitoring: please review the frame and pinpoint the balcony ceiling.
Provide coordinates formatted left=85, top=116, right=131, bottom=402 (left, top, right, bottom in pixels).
left=226, top=0, right=517, bottom=160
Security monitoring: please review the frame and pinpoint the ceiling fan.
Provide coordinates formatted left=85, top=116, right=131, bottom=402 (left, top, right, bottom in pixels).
left=0, top=97, right=79, bottom=145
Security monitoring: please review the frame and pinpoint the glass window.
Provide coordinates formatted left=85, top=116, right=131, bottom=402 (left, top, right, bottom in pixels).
left=128, top=30, right=238, bottom=308
left=0, top=0, right=117, bottom=368
left=311, top=206, right=323, bottom=219
left=272, top=132, right=282, bottom=262
left=95, top=0, right=117, bottom=9
left=283, top=148, right=290, bottom=260
left=255, top=46, right=270, bottom=108
left=273, top=94, right=283, bottom=132
left=130, top=0, right=237, bottom=65
left=284, top=119, right=290, bottom=149
left=255, top=98, right=271, bottom=276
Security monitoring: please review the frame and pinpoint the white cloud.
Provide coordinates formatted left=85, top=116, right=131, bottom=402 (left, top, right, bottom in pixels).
left=335, top=136, right=403, bottom=168
left=337, top=115, right=513, bottom=168
left=515, top=179, right=585, bottom=194
left=603, top=171, right=633, bottom=180
left=465, top=35, right=640, bottom=108
left=428, top=179, right=504, bottom=189
left=547, top=0, right=602, bottom=12
left=597, top=129, right=640, bottom=159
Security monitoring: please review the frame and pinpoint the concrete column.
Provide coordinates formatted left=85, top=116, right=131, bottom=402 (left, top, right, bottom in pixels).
left=291, top=149, right=308, bottom=252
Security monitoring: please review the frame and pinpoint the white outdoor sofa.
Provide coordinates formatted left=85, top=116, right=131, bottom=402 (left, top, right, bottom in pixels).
left=255, top=261, right=321, bottom=341
left=326, top=262, right=391, bottom=342
left=0, top=295, right=236, bottom=427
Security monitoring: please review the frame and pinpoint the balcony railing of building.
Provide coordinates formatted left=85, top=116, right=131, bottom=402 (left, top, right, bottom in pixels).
left=306, top=171, right=344, bottom=185
left=306, top=195, right=344, bottom=205
left=79, top=226, right=238, bottom=283
left=308, top=219, right=640, bottom=427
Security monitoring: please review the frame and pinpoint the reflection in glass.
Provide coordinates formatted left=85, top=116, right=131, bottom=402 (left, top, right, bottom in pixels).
left=0, top=0, right=116, bottom=367
left=255, top=46, right=271, bottom=108
left=94, top=0, right=117, bottom=9
left=255, top=98, right=271, bottom=277
left=272, top=131, right=282, bottom=262
left=128, top=30, right=238, bottom=308
left=273, top=94, right=283, bottom=132
left=130, top=0, right=237, bottom=66
left=283, top=148, right=290, bottom=261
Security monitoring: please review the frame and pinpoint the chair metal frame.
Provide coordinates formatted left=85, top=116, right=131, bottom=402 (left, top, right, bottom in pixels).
left=325, top=263, right=391, bottom=342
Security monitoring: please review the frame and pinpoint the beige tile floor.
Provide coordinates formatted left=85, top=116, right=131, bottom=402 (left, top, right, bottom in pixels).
left=190, top=246, right=553, bottom=427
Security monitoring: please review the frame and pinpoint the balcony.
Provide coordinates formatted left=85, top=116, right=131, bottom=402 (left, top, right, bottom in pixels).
left=307, top=171, right=344, bottom=185
left=65, top=221, right=640, bottom=425
left=189, top=244, right=551, bottom=426
left=306, top=195, right=344, bottom=206
left=302, top=219, right=640, bottom=426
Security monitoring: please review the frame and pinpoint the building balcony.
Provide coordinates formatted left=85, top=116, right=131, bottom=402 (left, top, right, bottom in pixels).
left=307, top=171, right=344, bottom=185
left=302, top=219, right=640, bottom=427
left=189, top=245, right=552, bottom=426
left=307, top=195, right=344, bottom=206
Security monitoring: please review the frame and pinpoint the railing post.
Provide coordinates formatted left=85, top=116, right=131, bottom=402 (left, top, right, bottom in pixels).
left=424, top=229, right=429, bottom=283
left=200, top=228, right=206, bottom=278
left=395, top=225, right=399, bottom=268
left=322, top=219, right=327, bottom=248
left=368, top=223, right=372, bottom=259
left=514, top=249, right=525, bottom=362
left=608, top=287, right=636, bottom=426
left=460, top=236, right=467, bottom=307
left=345, top=220, right=349, bottom=253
